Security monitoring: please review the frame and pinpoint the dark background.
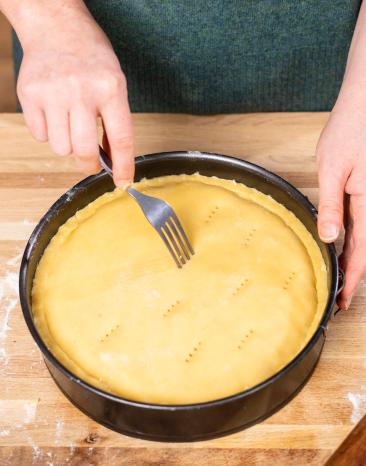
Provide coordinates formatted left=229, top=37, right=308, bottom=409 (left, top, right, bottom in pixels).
left=0, top=13, right=16, bottom=112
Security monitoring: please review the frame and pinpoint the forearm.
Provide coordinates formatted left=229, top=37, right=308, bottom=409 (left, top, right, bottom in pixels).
left=336, top=2, right=366, bottom=104
left=0, top=0, right=98, bottom=51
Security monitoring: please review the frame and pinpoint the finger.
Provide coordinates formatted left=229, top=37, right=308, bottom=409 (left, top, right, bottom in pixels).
left=101, top=99, right=135, bottom=188
left=338, top=225, right=353, bottom=310
left=70, top=107, right=100, bottom=175
left=317, top=156, right=346, bottom=242
left=44, top=106, right=72, bottom=156
left=22, top=104, right=48, bottom=142
left=338, top=194, right=366, bottom=309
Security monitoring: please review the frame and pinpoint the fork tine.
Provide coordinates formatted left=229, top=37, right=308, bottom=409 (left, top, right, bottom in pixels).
left=158, top=229, right=182, bottom=268
left=161, top=223, right=186, bottom=266
left=169, top=212, right=195, bottom=255
left=167, top=217, right=190, bottom=260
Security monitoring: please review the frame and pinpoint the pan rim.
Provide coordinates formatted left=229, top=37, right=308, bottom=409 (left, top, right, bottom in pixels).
left=19, top=150, right=339, bottom=411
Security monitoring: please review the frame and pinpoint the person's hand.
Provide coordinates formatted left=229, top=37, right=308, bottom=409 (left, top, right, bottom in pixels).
left=16, top=3, right=134, bottom=187
left=316, top=85, right=366, bottom=310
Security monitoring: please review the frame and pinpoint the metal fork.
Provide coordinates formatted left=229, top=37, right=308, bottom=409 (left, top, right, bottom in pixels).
left=99, top=147, right=194, bottom=268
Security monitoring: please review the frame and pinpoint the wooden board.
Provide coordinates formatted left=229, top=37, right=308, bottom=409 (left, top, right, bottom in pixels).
left=1, top=113, right=365, bottom=466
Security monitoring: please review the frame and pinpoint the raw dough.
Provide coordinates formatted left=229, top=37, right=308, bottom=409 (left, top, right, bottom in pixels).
left=32, top=174, right=328, bottom=404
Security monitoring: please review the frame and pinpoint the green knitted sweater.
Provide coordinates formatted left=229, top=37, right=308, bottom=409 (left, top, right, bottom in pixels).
left=13, top=0, right=361, bottom=113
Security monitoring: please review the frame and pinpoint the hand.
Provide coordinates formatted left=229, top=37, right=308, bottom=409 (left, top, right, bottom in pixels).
left=16, top=4, right=134, bottom=187
left=316, top=86, right=366, bottom=310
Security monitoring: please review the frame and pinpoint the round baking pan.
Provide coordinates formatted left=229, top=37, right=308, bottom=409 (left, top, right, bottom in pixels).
left=19, top=151, right=341, bottom=442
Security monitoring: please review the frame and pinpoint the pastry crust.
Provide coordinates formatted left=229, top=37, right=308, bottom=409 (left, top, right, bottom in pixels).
left=32, top=174, right=328, bottom=404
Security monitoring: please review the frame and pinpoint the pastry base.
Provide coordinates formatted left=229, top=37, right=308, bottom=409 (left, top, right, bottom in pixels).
left=32, top=174, right=328, bottom=404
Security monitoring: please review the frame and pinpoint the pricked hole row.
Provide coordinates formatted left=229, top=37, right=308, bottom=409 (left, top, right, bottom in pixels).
left=237, top=329, right=254, bottom=350
left=243, top=228, right=257, bottom=246
left=163, top=300, right=181, bottom=317
left=232, top=278, right=249, bottom=296
left=100, top=324, right=120, bottom=343
left=283, top=271, right=296, bottom=290
left=205, top=205, right=220, bottom=223
left=185, top=341, right=202, bottom=363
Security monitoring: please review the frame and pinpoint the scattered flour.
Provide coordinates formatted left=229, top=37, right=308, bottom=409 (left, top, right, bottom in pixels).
left=347, top=389, right=366, bottom=424
left=55, top=419, right=64, bottom=445
left=45, top=451, right=55, bottom=466
left=23, top=401, right=37, bottom=424
left=62, top=443, right=77, bottom=464
left=0, top=268, right=19, bottom=371
left=0, top=348, right=9, bottom=367
left=0, top=400, right=38, bottom=427
left=6, top=252, right=23, bottom=267
left=0, top=298, right=17, bottom=341
left=0, top=400, right=38, bottom=452
left=28, top=436, right=41, bottom=463
left=0, top=400, right=38, bottom=429
left=0, top=271, right=18, bottom=297
left=0, top=254, right=44, bottom=460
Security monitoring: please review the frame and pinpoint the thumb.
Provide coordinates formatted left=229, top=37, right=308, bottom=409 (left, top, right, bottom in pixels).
left=317, top=160, right=345, bottom=243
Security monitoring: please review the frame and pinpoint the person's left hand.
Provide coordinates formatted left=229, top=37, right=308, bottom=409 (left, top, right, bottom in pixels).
left=316, top=85, right=366, bottom=310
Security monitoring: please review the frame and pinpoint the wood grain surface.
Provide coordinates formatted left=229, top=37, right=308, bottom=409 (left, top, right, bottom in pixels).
left=325, top=413, right=366, bottom=466
left=1, top=113, right=365, bottom=466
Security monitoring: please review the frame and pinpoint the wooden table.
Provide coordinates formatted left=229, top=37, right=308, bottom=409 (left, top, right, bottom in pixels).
left=1, top=113, right=365, bottom=466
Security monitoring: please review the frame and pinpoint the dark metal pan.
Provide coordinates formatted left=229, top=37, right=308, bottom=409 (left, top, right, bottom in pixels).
left=19, top=151, right=341, bottom=442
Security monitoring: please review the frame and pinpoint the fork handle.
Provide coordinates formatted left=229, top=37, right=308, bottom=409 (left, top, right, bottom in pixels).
left=99, top=146, right=113, bottom=177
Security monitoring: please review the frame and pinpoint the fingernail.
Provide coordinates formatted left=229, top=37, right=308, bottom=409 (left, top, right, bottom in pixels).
left=115, top=179, right=132, bottom=190
left=345, top=295, right=353, bottom=310
left=321, top=223, right=338, bottom=241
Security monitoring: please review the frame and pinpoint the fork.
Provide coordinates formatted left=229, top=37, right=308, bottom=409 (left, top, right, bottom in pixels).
left=99, top=147, right=194, bottom=268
